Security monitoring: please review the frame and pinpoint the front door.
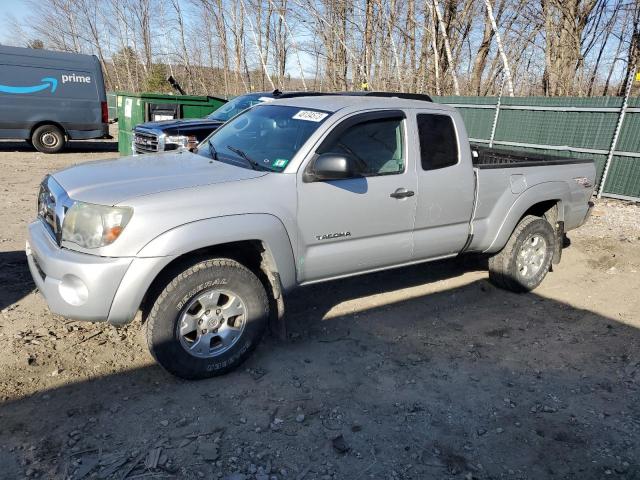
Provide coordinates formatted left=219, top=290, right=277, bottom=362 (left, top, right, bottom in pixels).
left=296, top=111, right=417, bottom=283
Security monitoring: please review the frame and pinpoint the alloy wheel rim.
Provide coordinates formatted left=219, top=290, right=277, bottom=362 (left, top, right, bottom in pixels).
left=516, top=234, right=547, bottom=280
left=177, top=288, right=247, bottom=358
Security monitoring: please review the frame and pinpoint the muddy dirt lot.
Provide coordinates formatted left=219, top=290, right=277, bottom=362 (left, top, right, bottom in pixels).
left=0, top=137, right=639, bottom=480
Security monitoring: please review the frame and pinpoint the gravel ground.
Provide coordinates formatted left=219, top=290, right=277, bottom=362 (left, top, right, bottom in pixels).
left=0, top=136, right=639, bottom=480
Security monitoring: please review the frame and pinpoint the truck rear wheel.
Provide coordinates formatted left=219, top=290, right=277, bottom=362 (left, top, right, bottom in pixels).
left=145, top=258, right=269, bottom=379
left=31, top=124, right=65, bottom=154
left=488, top=215, right=555, bottom=293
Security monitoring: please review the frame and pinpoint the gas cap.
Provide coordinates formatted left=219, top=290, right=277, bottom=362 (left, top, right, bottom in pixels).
left=510, top=174, right=527, bottom=194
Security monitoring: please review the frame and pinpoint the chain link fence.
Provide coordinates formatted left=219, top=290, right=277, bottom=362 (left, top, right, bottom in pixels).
left=433, top=95, right=640, bottom=201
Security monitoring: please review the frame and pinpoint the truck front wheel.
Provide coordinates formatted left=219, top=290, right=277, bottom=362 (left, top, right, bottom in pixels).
left=488, top=215, right=555, bottom=293
left=145, top=258, right=269, bottom=379
left=31, top=124, right=66, bottom=154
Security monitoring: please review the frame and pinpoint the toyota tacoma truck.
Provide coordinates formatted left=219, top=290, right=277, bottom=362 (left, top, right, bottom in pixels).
left=26, top=93, right=595, bottom=379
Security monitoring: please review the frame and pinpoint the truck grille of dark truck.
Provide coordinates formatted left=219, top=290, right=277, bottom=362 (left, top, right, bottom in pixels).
left=134, top=131, right=159, bottom=154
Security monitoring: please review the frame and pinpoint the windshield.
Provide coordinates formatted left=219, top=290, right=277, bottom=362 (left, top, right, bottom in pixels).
left=198, top=104, right=330, bottom=172
left=207, top=93, right=269, bottom=122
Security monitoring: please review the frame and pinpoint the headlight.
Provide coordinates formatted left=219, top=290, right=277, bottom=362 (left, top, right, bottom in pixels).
left=166, top=135, right=198, bottom=150
left=62, top=202, right=133, bottom=249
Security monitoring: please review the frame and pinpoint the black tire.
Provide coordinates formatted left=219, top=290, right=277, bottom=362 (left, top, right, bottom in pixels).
left=146, top=258, right=269, bottom=379
left=31, top=124, right=65, bottom=153
left=488, top=215, right=555, bottom=293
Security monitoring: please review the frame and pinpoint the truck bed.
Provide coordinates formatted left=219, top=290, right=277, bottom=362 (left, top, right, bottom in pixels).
left=471, top=145, right=593, bottom=169
left=468, top=144, right=596, bottom=254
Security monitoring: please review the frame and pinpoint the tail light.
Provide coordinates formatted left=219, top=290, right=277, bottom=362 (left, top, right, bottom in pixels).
left=101, top=101, right=108, bottom=123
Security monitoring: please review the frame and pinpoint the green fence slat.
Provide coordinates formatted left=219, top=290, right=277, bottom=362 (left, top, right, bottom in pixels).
left=603, top=156, right=640, bottom=198
left=616, top=112, right=640, bottom=152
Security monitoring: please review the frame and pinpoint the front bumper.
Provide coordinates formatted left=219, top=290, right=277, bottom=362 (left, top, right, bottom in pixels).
left=26, top=220, right=133, bottom=322
left=26, top=220, right=176, bottom=324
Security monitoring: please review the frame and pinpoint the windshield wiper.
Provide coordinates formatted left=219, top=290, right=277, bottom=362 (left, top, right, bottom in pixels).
left=226, top=144, right=269, bottom=171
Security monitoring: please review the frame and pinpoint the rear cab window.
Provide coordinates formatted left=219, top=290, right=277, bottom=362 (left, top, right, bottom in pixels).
left=417, top=113, right=459, bottom=170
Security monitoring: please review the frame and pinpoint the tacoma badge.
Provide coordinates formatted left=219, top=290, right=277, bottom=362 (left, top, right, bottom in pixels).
left=315, top=232, right=351, bottom=241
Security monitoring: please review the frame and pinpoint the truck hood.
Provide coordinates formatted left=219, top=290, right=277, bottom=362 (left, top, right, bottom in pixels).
left=137, top=118, right=224, bottom=135
left=52, top=151, right=267, bottom=205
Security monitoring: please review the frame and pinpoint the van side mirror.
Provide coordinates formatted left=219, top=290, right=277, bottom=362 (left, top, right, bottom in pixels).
left=305, top=153, right=361, bottom=182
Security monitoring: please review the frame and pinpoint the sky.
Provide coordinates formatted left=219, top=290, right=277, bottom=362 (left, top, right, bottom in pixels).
left=2, top=0, right=29, bottom=18
left=0, top=0, right=315, bottom=76
left=0, top=0, right=30, bottom=45
left=0, top=0, right=627, bottom=87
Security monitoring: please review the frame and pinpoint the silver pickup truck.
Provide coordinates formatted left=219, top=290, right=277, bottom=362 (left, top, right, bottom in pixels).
left=26, top=94, right=595, bottom=379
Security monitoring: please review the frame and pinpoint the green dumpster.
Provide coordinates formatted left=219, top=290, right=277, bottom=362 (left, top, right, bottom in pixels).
left=116, top=92, right=226, bottom=156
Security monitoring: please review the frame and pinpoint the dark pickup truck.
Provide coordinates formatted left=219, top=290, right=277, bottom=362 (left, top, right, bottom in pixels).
left=133, top=90, right=309, bottom=154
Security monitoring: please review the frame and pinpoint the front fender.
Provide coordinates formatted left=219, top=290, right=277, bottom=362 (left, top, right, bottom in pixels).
left=486, top=182, right=570, bottom=253
left=137, top=213, right=297, bottom=290
left=106, top=214, right=297, bottom=325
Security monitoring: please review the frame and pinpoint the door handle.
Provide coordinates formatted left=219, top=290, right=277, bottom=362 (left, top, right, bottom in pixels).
left=390, top=188, right=415, bottom=199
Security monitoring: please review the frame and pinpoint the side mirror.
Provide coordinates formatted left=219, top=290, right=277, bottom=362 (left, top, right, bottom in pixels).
left=306, top=153, right=360, bottom=182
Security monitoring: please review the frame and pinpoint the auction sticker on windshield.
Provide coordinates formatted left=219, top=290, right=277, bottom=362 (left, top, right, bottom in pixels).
left=273, top=158, right=289, bottom=168
left=293, top=110, right=328, bottom=122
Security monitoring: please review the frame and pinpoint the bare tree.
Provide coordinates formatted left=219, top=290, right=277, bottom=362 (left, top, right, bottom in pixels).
left=483, top=0, right=514, bottom=95
left=131, top=0, right=154, bottom=73
left=618, top=0, right=640, bottom=96
left=542, top=0, right=598, bottom=95
left=433, top=0, right=460, bottom=94
left=7, top=0, right=634, bottom=97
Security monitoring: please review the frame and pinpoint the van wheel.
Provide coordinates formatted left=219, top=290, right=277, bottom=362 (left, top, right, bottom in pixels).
left=146, top=258, right=269, bottom=379
left=31, top=125, right=65, bottom=153
left=488, top=215, right=555, bottom=293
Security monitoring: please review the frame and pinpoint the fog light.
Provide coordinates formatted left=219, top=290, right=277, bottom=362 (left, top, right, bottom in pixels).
left=58, top=274, right=89, bottom=306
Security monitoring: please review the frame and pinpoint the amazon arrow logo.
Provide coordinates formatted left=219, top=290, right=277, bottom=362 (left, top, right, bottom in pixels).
left=0, top=77, right=58, bottom=94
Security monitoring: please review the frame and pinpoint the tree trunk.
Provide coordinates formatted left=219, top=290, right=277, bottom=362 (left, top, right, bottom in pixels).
left=618, top=2, right=640, bottom=96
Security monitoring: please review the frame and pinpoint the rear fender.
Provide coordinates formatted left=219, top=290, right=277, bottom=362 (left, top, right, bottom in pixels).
left=486, top=182, right=569, bottom=254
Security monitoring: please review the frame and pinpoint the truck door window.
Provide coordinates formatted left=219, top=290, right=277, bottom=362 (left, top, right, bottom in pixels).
left=318, top=118, right=404, bottom=176
left=417, top=114, right=458, bottom=170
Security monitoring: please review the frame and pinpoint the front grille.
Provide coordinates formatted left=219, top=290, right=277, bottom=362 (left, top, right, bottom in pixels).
left=134, top=130, right=159, bottom=154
